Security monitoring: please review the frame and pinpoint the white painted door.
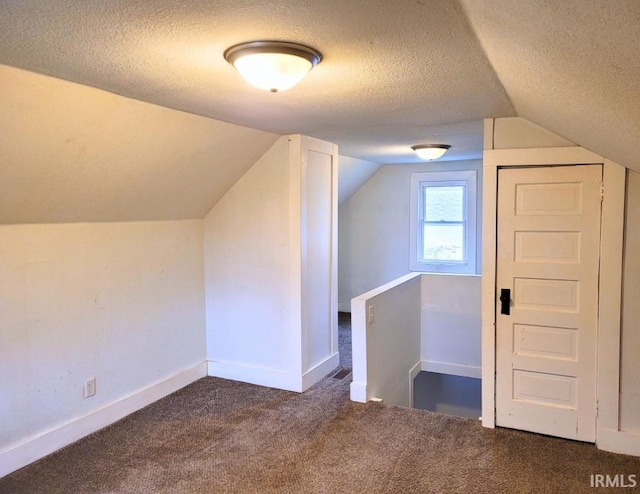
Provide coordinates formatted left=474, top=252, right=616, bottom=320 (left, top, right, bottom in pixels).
left=496, top=165, right=602, bottom=441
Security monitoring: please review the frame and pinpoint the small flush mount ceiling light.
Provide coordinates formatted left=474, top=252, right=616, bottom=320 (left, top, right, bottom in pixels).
left=224, top=40, right=322, bottom=92
left=411, top=144, right=451, bottom=161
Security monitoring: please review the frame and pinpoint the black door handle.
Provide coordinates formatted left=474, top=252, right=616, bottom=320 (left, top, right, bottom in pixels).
left=500, top=288, right=511, bottom=315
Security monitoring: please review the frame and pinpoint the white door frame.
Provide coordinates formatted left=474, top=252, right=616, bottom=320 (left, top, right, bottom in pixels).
left=481, top=146, right=629, bottom=452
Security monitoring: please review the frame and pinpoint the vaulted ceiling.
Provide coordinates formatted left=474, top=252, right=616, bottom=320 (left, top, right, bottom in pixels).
left=460, top=0, right=640, bottom=172
left=0, top=0, right=638, bottom=223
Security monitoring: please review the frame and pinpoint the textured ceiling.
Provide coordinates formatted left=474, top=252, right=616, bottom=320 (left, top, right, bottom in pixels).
left=460, top=0, right=640, bottom=171
left=0, top=0, right=514, bottom=163
left=0, top=0, right=638, bottom=224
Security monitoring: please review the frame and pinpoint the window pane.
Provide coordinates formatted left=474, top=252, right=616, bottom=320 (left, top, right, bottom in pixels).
left=424, top=186, right=464, bottom=222
left=422, top=223, right=464, bottom=261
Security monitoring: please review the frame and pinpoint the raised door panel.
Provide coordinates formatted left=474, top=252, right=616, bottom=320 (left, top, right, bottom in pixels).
left=496, top=165, right=602, bottom=442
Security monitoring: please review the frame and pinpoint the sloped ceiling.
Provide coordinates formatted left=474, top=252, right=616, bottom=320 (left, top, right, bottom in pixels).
left=460, top=0, right=640, bottom=171
left=338, top=156, right=383, bottom=207
left=0, top=65, right=278, bottom=223
left=0, top=1, right=638, bottom=223
left=0, top=0, right=513, bottom=165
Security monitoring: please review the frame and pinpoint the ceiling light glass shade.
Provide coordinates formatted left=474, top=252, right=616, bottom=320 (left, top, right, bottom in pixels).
left=224, top=41, right=322, bottom=92
left=411, top=144, right=451, bottom=161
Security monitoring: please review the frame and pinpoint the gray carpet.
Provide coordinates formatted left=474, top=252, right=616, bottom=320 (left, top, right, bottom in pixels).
left=2, top=375, right=640, bottom=493
left=338, top=311, right=352, bottom=370
left=413, top=371, right=482, bottom=419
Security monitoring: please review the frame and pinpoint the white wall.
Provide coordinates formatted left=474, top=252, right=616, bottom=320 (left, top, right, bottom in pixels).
left=490, top=117, right=574, bottom=150
left=421, top=274, right=481, bottom=378
left=0, top=220, right=206, bottom=472
left=620, top=169, right=640, bottom=433
left=338, top=159, right=482, bottom=310
left=204, top=137, right=296, bottom=388
left=204, top=136, right=339, bottom=392
left=351, top=273, right=422, bottom=407
left=350, top=272, right=480, bottom=405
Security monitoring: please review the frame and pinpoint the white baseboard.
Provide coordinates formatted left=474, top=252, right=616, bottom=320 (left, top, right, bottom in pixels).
left=0, top=360, right=208, bottom=478
left=207, top=360, right=300, bottom=392
left=208, top=354, right=340, bottom=393
left=302, top=352, right=340, bottom=391
left=421, top=360, right=482, bottom=379
left=597, top=428, right=640, bottom=457
left=350, top=381, right=367, bottom=403
left=338, top=302, right=351, bottom=313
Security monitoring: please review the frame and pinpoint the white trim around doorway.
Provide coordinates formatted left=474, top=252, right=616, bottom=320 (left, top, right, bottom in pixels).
left=481, top=147, right=630, bottom=455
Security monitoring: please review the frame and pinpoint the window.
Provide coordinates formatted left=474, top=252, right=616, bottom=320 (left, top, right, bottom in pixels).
left=410, top=170, right=477, bottom=273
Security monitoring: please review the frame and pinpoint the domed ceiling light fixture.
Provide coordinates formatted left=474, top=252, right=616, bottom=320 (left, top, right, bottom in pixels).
left=224, top=40, right=322, bottom=92
left=411, top=144, right=451, bottom=161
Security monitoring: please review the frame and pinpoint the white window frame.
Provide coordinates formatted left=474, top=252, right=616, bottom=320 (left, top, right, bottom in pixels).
left=409, top=170, right=477, bottom=274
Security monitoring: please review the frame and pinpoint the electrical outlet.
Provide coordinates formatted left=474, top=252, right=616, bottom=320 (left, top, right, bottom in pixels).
left=367, top=305, right=375, bottom=324
left=84, top=378, right=96, bottom=398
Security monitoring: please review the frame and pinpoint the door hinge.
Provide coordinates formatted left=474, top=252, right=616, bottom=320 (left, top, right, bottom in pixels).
left=600, top=182, right=605, bottom=201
